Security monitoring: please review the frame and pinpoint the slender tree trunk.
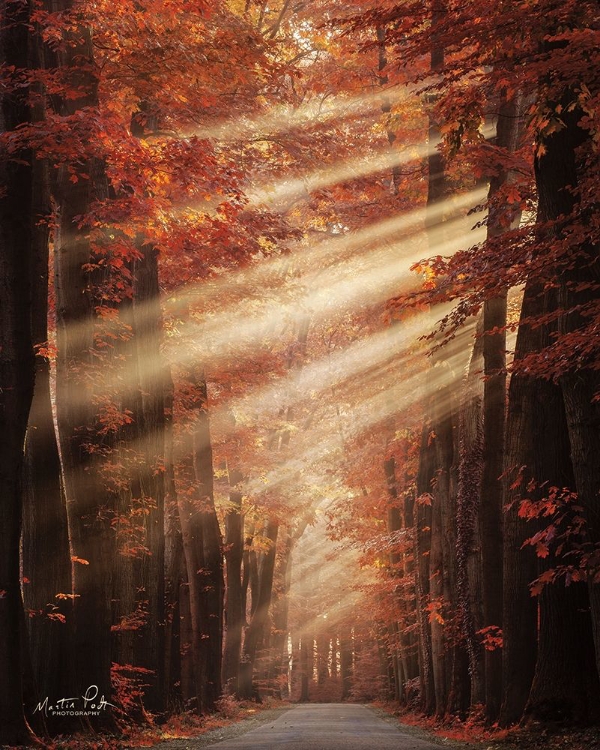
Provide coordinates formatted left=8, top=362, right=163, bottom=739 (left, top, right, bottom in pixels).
left=222, top=467, right=245, bottom=695
left=299, top=633, right=312, bottom=702
left=456, top=321, right=485, bottom=711
left=51, top=5, right=117, bottom=721
left=383, top=455, right=412, bottom=702
left=21, top=12, right=73, bottom=728
left=178, top=567, right=195, bottom=707
left=418, top=0, right=448, bottom=713
left=163, top=370, right=184, bottom=711
left=269, top=532, right=294, bottom=698
left=164, top=495, right=184, bottom=712
left=429, top=407, right=448, bottom=715
left=340, top=624, right=353, bottom=700
left=415, top=414, right=435, bottom=713
left=112, top=243, right=166, bottom=713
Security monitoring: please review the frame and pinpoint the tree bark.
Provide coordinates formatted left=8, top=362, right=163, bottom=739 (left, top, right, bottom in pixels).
left=0, top=0, right=37, bottom=741
left=239, top=519, right=279, bottom=699
left=51, top=2, right=116, bottom=720
left=456, top=320, right=485, bottom=711
left=479, top=92, right=524, bottom=722
left=22, top=158, right=72, bottom=729
left=222, top=467, right=245, bottom=695
left=176, top=365, right=223, bottom=713
left=535, top=86, right=600, bottom=689
left=415, top=413, right=435, bottom=714
left=525, top=377, right=600, bottom=723
left=500, top=277, right=543, bottom=726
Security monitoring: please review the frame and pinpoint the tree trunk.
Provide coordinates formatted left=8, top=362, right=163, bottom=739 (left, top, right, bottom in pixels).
left=415, top=413, right=435, bottom=713
left=22, top=161, right=72, bottom=729
left=176, top=365, right=223, bottom=713
left=479, top=91, right=524, bottom=722
left=269, top=532, right=294, bottom=698
left=0, top=0, right=37, bottom=741
left=340, top=624, right=353, bottom=700
left=299, top=633, right=312, bottom=702
left=429, top=406, right=448, bottom=715
left=52, top=4, right=116, bottom=721
left=525, top=377, right=600, bottom=723
left=239, top=519, right=279, bottom=700
left=222, top=467, right=245, bottom=695
left=111, top=243, right=166, bottom=714
left=535, top=84, right=600, bottom=689
left=456, top=321, right=485, bottom=711
left=500, top=277, right=544, bottom=726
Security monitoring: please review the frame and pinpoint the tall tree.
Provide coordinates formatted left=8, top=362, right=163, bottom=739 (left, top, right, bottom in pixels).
left=479, top=91, right=524, bottom=722
left=52, top=0, right=115, bottom=718
left=0, top=0, right=37, bottom=741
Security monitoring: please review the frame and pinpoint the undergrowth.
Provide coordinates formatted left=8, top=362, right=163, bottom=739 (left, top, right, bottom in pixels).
left=374, top=700, right=600, bottom=750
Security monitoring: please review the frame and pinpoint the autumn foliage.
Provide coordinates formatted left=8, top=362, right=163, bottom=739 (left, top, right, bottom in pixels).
left=0, top=0, right=599, bottom=745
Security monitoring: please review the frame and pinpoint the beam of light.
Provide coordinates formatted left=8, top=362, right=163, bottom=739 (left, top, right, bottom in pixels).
left=246, top=141, right=438, bottom=209
left=290, top=571, right=362, bottom=635
left=223, top=306, right=445, bottom=426
left=60, top=187, right=487, bottom=415
left=58, top=184, right=487, bottom=360
left=246, top=123, right=494, bottom=210
left=240, top=324, right=477, bottom=500
left=163, top=219, right=484, bottom=362
left=182, top=123, right=495, bottom=212
left=177, top=81, right=429, bottom=144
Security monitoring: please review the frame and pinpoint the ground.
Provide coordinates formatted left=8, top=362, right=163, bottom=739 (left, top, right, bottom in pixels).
left=43, top=701, right=600, bottom=749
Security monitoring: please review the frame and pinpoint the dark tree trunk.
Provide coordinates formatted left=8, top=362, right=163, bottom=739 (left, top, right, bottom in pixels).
left=500, top=277, right=544, bottom=727
left=479, top=288, right=506, bottom=722
left=527, top=580, right=600, bottom=724
left=383, top=456, right=411, bottom=702
left=456, top=320, right=485, bottom=710
left=51, top=2, right=116, bottom=721
left=299, top=634, right=312, bottom=702
left=269, top=532, right=294, bottom=698
left=222, top=467, right=245, bottom=695
left=535, top=83, right=600, bottom=688
left=525, top=378, right=600, bottom=723
left=193, top=375, right=224, bottom=710
left=21, top=13, right=72, bottom=727
left=164, top=370, right=184, bottom=711
left=176, top=365, right=223, bottom=713
left=22, top=159, right=73, bottom=729
left=111, top=243, right=166, bottom=713
left=479, top=91, right=525, bottom=722
left=415, top=413, right=435, bottom=714
left=0, top=0, right=37, bottom=741
left=429, top=415, right=448, bottom=715
left=340, top=625, right=353, bottom=700
left=239, top=520, right=279, bottom=700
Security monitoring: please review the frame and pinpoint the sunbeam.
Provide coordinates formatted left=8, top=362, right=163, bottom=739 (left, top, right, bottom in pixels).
left=178, top=81, right=428, bottom=143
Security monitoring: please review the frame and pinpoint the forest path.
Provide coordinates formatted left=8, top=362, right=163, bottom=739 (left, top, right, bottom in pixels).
left=157, top=703, right=459, bottom=750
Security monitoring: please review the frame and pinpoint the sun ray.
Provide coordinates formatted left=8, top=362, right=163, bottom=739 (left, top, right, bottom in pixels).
left=177, top=81, right=429, bottom=143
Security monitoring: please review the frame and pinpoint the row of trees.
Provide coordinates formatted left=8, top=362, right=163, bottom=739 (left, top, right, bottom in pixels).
left=0, top=0, right=333, bottom=742
left=332, top=0, right=600, bottom=729
left=0, top=0, right=598, bottom=745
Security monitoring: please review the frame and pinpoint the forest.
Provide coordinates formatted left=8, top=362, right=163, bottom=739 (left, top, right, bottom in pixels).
left=0, top=0, right=599, bottom=746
